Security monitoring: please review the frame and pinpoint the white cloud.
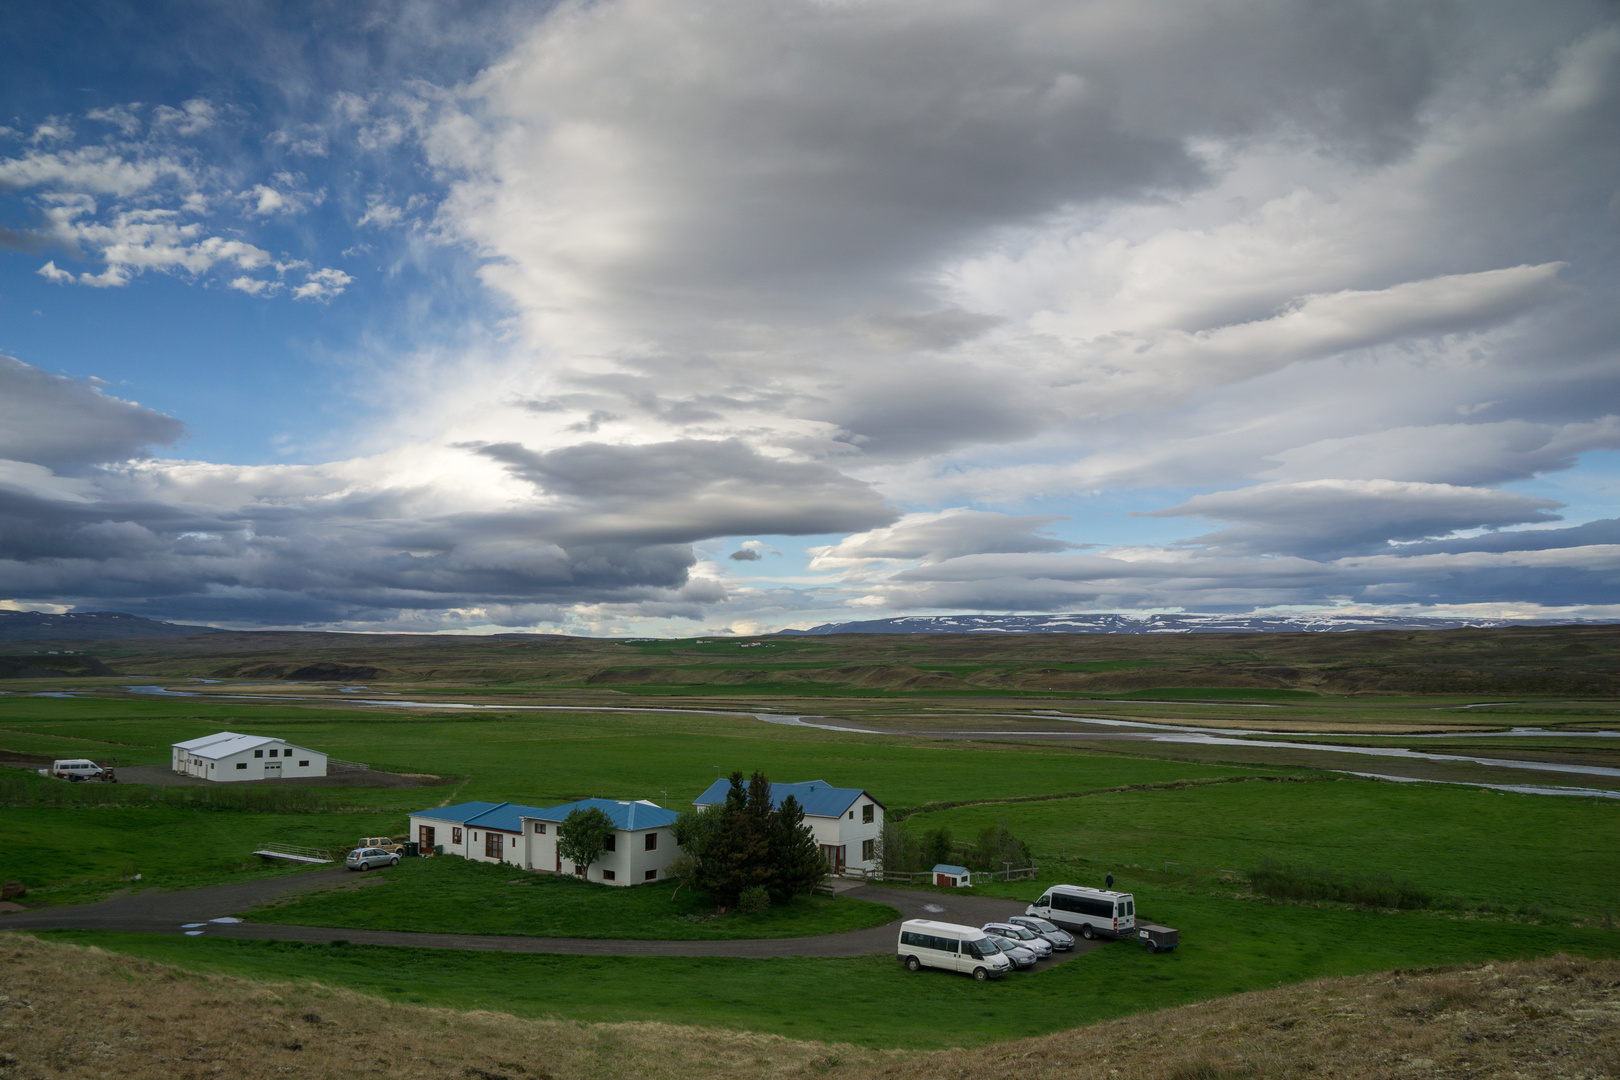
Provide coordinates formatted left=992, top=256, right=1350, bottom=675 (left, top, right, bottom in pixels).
left=292, top=267, right=353, bottom=301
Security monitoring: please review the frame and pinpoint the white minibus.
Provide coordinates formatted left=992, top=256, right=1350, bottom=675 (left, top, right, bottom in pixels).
left=897, top=919, right=1013, bottom=981
left=1027, top=885, right=1136, bottom=940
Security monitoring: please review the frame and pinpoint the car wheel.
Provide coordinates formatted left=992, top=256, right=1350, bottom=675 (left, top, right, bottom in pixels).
left=973, top=967, right=989, bottom=982
left=1081, top=924, right=1095, bottom=940
left=390, top=857, right=400, bottom=866
left=905, top=956, right=921, bottom=972
left=357, top=861, right=369, bottom=870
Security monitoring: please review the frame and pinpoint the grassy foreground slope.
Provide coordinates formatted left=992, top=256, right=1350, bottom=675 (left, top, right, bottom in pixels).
left=5, top=935, right=1615, bottom=1079
left=40, top=892, right=1620, bottom=1048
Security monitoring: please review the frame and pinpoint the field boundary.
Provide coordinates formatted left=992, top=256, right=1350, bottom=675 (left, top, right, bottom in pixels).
left=891, top=773, right=1330, bottom=820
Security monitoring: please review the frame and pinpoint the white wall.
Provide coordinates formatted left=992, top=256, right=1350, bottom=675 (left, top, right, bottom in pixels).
left=808, top=794, right=884, bottom=871
left=184, top=741, right=327, bottom=782
left=520, top=818, right=679, bottom=886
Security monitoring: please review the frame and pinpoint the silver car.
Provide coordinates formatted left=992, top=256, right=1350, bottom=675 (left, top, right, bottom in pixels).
left=1008, top=915, right=1076, bottom=951
left=983, top=933, right=1039, bottom=969
left=346, top=846, right=400, bottom=871
left=983, top=922, right=1054, bottom=958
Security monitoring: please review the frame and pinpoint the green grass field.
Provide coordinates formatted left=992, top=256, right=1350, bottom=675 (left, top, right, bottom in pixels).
left=250, top=855, right=899, bottom=939
left=36, top=892, right=1620, bottom=1049
left=4, top=654, right=1620, bottom=1049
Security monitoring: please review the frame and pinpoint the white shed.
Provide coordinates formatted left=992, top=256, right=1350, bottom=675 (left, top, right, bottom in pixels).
left=170, top=731, right=327, bottom=782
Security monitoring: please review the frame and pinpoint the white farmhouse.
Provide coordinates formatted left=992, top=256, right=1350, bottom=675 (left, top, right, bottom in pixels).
left=170, top=731, right=328, bottom=782
left=692, top=779, right=885, bottom=874
left=407, top=798, right=682, bottom=886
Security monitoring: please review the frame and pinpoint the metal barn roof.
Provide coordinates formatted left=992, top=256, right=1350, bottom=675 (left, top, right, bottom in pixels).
left=171, top=731, right=250, bottom=751
left=692, top=778, right=882, bottom=819
left=522, top=798, right=680, bottom=831
left=174, top=733, right=318, bottom=761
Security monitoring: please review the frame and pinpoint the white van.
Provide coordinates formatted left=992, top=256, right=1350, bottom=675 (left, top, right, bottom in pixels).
left=897, top=919, right=1013, bottom=981
left=1027, top=885, right=1135, bottom=940
left=48, top=759, right=109, bottom=782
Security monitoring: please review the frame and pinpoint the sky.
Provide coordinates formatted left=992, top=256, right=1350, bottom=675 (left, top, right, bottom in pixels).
left=2, top=0, right=1618, bottom=636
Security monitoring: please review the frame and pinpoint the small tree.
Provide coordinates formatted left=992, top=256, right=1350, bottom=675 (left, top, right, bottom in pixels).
left=557, top=806, right=615, bottom=879
left=924, top=827, right=955, bottom=869
left=970, top=821, right=1030, bottom=872
left=700, top=772, right=771, bottom=906
left=876, top=819, right=925, bottom=874
left=769, top=794, right=826, bottom=899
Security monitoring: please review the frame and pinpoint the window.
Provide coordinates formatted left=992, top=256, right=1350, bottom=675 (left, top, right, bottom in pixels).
left=848, top=810, right=854, bottom=819
left=419, top=825, right=436, bottom=849
left=299, top=760, right=309, bottom=767
left=269, top=749, right=279, bottom=757
left=602, top=869, right=616, bottom=881
left=236, top=763, right=247, bottom=770
left=644, top=832, right=658, bottom=851
left=862, top=803, right=874, bottom=824
left=644, top=869, right=657, bottom=881
left=452, top=827, right=462, bottom=844
left=534, top=823, right=547, bottom=834
left=254, top=750, right=263, bottom=758
left=485, top=832, right=503, bottom=859
left=603, top=834, right=616, bottom=852
left=862, top=839, right=875, bottom=862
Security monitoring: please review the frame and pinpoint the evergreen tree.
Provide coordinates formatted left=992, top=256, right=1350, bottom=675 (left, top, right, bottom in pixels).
left=769, top=793, right=826, bottom=898
left=697, top=771, right=770, bottom=906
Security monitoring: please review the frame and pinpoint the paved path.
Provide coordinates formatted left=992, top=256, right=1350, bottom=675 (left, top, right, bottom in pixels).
left=1, top=870, right=1104, bottom=964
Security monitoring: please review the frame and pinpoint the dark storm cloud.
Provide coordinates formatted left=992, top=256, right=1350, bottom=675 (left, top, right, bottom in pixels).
left=0, top=355, right=185, bottom=467
left=1141, top=480, right=1565, bottom=559
left=467, top=439, right=897, bottom=543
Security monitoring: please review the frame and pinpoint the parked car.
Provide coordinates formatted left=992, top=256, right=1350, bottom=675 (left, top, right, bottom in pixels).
left=1007, top=914, right=1076, bottom=951
left=346, top=847, right=401, bottom=871
left=358, top=835, right=404, bottom=854
left=983, top=933, right=1039, bottom=969
left=1027, top=884, right=1136, bottom=940
left=983, top=922, right=1054, bottom=958
left=896, top=919, right=1011, bottom=981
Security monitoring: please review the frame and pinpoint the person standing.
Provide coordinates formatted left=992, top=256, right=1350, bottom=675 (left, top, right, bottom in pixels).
left=1105, top=871, right=1114, bottom=889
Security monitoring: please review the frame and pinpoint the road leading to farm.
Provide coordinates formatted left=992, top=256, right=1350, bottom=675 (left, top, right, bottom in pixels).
left=0, top=872, right=1105, bottom=961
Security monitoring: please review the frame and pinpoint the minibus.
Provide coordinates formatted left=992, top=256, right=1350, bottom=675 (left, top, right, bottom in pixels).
left=1026, top=885, right=1135, bottom=939
left=897, top=919, right=1013, bottom=980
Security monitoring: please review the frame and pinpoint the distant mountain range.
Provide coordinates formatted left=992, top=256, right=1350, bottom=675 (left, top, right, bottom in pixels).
left=778, top=613, right=1597, bottom=635
left=0, top=611, right=224, bottom=643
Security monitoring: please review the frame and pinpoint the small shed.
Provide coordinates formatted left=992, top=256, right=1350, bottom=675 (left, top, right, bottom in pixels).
left=933, top=863, right=971, bottom=888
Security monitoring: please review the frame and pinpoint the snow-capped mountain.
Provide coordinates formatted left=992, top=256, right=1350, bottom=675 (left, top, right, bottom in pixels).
left=777, top=613, right=1573, bottom=635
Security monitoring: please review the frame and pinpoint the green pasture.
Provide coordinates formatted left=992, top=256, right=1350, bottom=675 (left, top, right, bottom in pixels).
left=249, top=855, right=898, bottom=939
left=35, top=890, right=1620, bottom=1049
left=905, top=780, right=1620, bottom=920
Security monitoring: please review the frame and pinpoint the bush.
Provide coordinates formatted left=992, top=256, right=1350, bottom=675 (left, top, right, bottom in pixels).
left=737, top=885, right=771, bottom=915
left=1248, top=860, right=1434, bottom=909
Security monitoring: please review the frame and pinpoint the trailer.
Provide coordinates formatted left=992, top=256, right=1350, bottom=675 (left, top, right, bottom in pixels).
left=1138, top=922, right=1179, bottom=952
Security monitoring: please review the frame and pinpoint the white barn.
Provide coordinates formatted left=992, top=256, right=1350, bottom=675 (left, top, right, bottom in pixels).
left=407, top=798, right=683, bottom=887
left=693, top=779, right=885, bottom=874
left=170, top=731, right=328, bottom=782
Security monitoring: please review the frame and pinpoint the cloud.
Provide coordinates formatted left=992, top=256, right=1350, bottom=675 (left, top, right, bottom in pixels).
left=728, top=548, right=761, bottom=561
left=0, top=146, right=192, bottom=196
left=809, top=508, right=1074, bottom=570
left=0, top=355, right=185, bottom=468
left=1141, top=480, right=1565, bottom=558
left=292, top=267, right=352, bottom=301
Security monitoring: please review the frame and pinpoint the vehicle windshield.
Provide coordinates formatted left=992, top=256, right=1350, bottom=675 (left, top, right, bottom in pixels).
left=987, top=937, right=1016, bottom=953
left=1008, top=926, right=1038, bottom=939
left=1025, top=919, right=1059, bottom=932
left=968, top=937, right=996, bottom=958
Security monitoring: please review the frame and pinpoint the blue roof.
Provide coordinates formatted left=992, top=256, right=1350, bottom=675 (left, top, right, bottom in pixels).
left=522, top=798, right=680, bottom=831
left=411, top=798, right=679, bottom=833
left=933, top=864, right=970, bottom=875
left=691, top=779, right=882, bottom=819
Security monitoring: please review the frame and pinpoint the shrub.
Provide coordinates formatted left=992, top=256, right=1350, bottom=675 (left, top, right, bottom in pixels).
left=737, top=885, right=770, bottom=915
left=1248, top=860, right=1434, bottom=909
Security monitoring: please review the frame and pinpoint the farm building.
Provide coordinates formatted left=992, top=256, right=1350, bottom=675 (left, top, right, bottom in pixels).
left=693, top=778, right=884, bottom=874
left=169, top=731, right=327, bottom=781
left=407, top=798, right=682, bottom=886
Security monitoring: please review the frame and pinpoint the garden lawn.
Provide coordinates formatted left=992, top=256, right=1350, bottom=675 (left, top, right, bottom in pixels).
left=249, top=855, right=899, bottom=939
left=906, top=776, right=1620, bottom=920
left=36, top=891, right=1620, bottom=1050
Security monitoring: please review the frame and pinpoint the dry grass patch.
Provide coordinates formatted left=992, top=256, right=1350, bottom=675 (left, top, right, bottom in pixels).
left=859, top=954, right=1620, bottom=1080
left=0, top=935, right=883, bottom=1080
